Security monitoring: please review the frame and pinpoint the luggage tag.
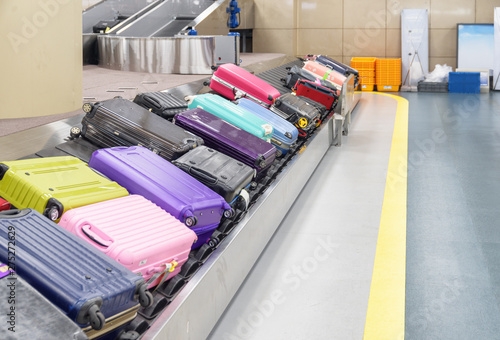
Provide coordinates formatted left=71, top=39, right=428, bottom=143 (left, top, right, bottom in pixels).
left=145, top=261, right=178, bottom=292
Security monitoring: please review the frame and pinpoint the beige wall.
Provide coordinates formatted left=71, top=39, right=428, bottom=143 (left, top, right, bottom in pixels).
left=0, top=0, right=82, bottom=119
left=253, top=0, right=500, bottom=70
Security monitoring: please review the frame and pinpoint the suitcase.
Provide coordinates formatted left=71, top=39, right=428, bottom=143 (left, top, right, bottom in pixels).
left=173, top=109, right=277, bottom=178
left=0, top=264, right=89, bottom=340
left=303, top=60, right=347, bottom=88
left=209, top=63, right=281, bottom=107
left=88, top=146, right=232, bottom=249
left=315, top=55, right=360, bottom=86
left=281, top=65, right=337, bottom=92
left=172, top=146, right=254, bottom=206
left=0, top=156, right=129, bottom=222
left=92, top=20, right=121, bottom=33
left=58, top=195, right=197, bottom=289
left=0, top=209, right=152, bottom=335
left=186, top=93, right=274, bottom=143
left=270, top=93, right=323, bottom=136
left=236, top=98, right=298, bottom=157
left=133, top=92, right=188, bottom=120
left=293, top=79, right=339, bottom=112
left=297, top=95, right=329, bottom=120
left=0, top=198, right=10, bottom=212
left=81, top=98, right=203, bottom=161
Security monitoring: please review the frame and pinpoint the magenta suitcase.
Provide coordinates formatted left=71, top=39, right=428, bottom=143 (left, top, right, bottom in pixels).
left=58, top=195, right=197, bottom=288
left=210, top=63, right=281, bottom=107
left=89, top=146, right=232, bottom=249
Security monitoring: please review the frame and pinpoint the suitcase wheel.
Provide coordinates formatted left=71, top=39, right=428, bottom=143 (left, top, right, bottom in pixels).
left=88, top=304, right=106, bottom=331
left=82, top=103, right=93, bottom=113
left=43, top=206, right=59, bottom=221
left=138, top=285, right=154, bottom=308
left=203, top=81, right=210, bottom=87
left=70, top=126, right=81, bottom=139
left=223, top=208, right=234, bottom=219
left=274, top=99, right=281, bottom=106
left=117, top=331, right=140, bottom=340
left=185, top=216, right=197, bottom=227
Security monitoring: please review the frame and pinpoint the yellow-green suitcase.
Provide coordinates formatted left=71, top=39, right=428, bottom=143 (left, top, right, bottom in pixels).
left=0, top=156, right=129, bottom=222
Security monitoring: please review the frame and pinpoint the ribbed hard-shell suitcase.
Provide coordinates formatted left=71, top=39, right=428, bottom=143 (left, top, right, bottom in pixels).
left=270, top=93, right=322, bottom=136
left=0, top=209, right=152, bottom=335
left=209, top=63, right=281, bottom=107
left=293, top=79, right=339, bottom=112
left=133, top=92, right=188, bottom=120
left=81, top=98, right=203, bottom=161
left=0, top=264, right=89, bottom=340
left=186, top=93, right=274, bottom=143
left=172, top=146, right=254, bottom=207
left=173, top=109, right=277, bottom=177
left=236, top=98, right=298, bottom=157
left=303, top=60, right=347, bottom=88
left=88, top=146, right=232, bottom=249
left=58, top=195, right=197, bottom=289
left=0, top=156, right=129, bottom=222
left=315, top=55, right=359, bottom=86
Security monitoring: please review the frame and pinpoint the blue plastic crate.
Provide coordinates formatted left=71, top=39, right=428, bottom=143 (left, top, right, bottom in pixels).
left=448, top=72, right=480, bottom=93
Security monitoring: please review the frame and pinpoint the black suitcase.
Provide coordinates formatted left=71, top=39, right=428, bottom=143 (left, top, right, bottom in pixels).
left=270, top=93, right=322, bottom=136
left=172, top=146, right=254, bottom=207
left=298, top=95, right=328, bottom=120
left=281, top=65, right=339, bottom=93
left=81, top=98, right=203, bottom=161
left=133, top=92, right=189, bottom=120
left=0, top=266, right=88, bottom=340
left=92, top=20, right=121, bottom=33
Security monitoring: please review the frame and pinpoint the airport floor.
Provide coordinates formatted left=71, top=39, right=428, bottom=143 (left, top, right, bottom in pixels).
left=209, top=91, right=500, bottom=339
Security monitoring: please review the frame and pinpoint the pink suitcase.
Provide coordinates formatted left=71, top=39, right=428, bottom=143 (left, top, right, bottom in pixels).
left=303, top=60, right=347, bottom=88
left=209, top=63, right=281, bottom=107
left=58, top=195, right=197, bottom=288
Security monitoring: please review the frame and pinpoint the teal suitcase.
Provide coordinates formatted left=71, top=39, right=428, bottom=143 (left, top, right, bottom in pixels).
left=186, top=94, right=274, bottom=143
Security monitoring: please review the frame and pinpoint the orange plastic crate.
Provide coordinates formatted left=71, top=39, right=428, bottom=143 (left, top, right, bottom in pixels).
left=376, top=83, right=400, bottom=92
left=359, top=76, right=376, bottom=85
left=376, top=58, right=401, bottom=85
left=360, top=84, right=375, bottom=91
left=351, top=57, right=377, bottom=71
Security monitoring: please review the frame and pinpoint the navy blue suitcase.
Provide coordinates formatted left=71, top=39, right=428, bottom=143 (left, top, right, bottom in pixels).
left=235, top=98, right=298, bottom=157
left=0, top=209, right=152, bottom=333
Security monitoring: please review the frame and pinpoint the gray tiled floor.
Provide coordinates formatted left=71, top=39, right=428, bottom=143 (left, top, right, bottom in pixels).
left=402, top=92, right=500, bottom=339
left=208, top=93, right=398, bottom=340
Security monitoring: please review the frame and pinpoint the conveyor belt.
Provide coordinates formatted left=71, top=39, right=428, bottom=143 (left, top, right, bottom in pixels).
left=255, top=59, right=304, bottom=95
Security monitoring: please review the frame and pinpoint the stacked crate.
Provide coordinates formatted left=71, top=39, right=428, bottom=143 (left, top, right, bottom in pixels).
left=375, top=58, right=401, bottom=92
left=351, top=57, right=376, bottom=91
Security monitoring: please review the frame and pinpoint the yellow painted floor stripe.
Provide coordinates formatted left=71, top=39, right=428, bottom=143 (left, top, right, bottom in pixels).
left=363, top=93, right=409, bottom=340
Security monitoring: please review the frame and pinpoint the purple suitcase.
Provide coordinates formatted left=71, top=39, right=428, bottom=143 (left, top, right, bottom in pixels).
left=88, top=146, right=232, bottom=249
left=173, top=108, right=277, bottom=179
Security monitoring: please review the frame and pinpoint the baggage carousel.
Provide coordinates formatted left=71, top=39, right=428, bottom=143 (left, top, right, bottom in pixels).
left=0, top=56, right=360, bottom=339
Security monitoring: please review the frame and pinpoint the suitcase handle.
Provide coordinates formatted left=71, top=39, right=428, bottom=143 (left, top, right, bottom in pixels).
left=0, top=209, right=30, bottom=218
left=81, top=224, right=113, bottom=248
left=188, top=168, right=218, bottom=184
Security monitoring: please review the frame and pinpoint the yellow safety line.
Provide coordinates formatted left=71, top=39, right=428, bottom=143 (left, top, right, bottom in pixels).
left=363, top=92, right=409, bottom=340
